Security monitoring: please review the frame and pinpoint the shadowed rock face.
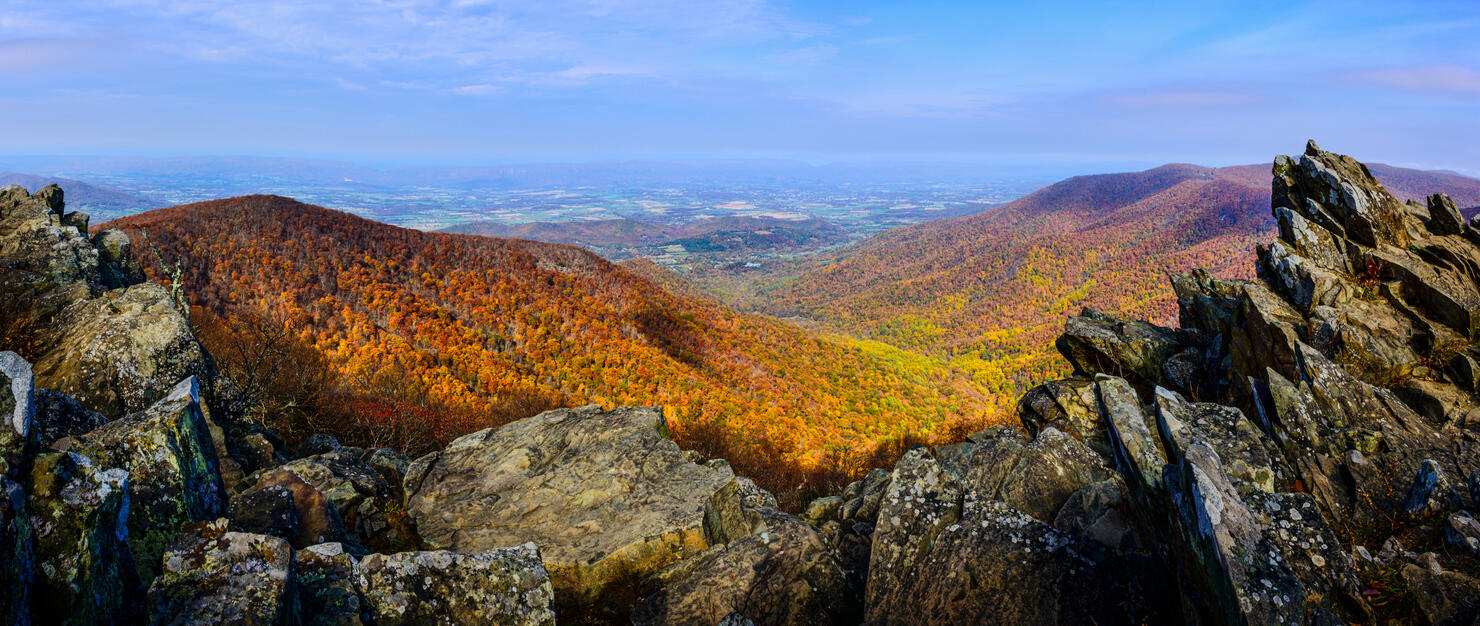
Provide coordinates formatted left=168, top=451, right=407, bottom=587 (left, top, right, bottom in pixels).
left=278, top=450, right=418, bottom=553
left=25, top=451, right=136, bottom=624
left=292, top=542, right=360, bottom=626
left=402, top=404, right=862, bottom=623
left=0, top=475, right=31, bottom=625
left=863, top=446, right=1118, bottom=624
left=30, top=389, right=108, bottom=449
left=65, top=377, right=226, bottom=585
left=634, top=478, right=856, bottom=626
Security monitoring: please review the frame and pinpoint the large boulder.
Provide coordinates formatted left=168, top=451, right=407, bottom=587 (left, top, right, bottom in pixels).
left=146, top=518, right=294, bottom=626
left=355, top=545, right=556, bottom=626
left=1016, top=377, right=1108, bottom=457
left=403, top=405, right=733, bottom=605
left=91, top=229, right=145, bottom=289
left=935, top=425, right=1110, bottom=521
left=25, top=451, right=136, bottom=623
left=33, top=282, right=208, bottom=419
left=635, top=481, right=856, bottom=626
left=808, top=423, right=1116, bottom=612
left=233, top=467, right=350, bottom=550
left=1055, top=309, right=1191, bottom=392
left=65, top=377, right=226, bottom=584
left=863, top=447, right=1126, bottom=624
left=268, top=450, right=416, bottom=552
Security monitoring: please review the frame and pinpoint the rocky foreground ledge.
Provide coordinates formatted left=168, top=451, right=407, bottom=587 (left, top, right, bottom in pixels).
left=2, top=143, right=1480, bottom=625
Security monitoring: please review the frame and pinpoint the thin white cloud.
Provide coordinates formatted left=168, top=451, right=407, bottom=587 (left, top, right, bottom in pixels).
left=812, top=88, right=1009, bottom=119
left=769, top=44, right=837, bottom=66
left=1341, top=64, right=1480, bottom=95
left=859, top=35, right=909, bottom=46
left=1102, top=88, right=1264, bottom=109
left=452, top=83, right=504, bottom=96
left=549, top=64, right=654, bottom=82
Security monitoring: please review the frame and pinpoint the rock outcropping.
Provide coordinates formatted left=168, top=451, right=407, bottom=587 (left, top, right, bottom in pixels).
left=0, top=186, right=560, bottom=625
left=1013, top=141, right=1480, bottom=624
left=3, top=143, right=1479, bottom=625
left=796, top=142, right=1480, bottom=625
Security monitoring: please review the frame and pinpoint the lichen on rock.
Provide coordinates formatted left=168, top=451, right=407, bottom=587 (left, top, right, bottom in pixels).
left=355, top=544, right=556, bottom=626
left=146, top=518, right=294, bottom=626
left=67, top=376, right=226, bottom=585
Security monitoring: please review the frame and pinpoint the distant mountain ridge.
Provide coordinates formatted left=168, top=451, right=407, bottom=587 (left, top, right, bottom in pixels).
left=0, top=172, right=153, bottom=219
left=766, top=159, right=1480, bottom=400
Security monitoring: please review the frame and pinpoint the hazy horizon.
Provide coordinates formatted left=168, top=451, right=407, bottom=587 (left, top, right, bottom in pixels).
left=3, top=148, right=1476, bottom=181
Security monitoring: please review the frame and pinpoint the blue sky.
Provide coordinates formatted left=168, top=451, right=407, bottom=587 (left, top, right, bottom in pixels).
left=2, top=0, right=1478, bottom=171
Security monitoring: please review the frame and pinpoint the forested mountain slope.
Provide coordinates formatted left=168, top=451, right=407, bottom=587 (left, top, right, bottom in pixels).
left=102, top=196, right=998, bottom=496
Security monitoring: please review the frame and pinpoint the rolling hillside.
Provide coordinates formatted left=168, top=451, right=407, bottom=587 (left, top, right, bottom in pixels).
left=768, top=161, right=1480, bottom=398
left=0, top=173, right=154, bottom=219
left=102, top=196, right=1000, bottom=498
